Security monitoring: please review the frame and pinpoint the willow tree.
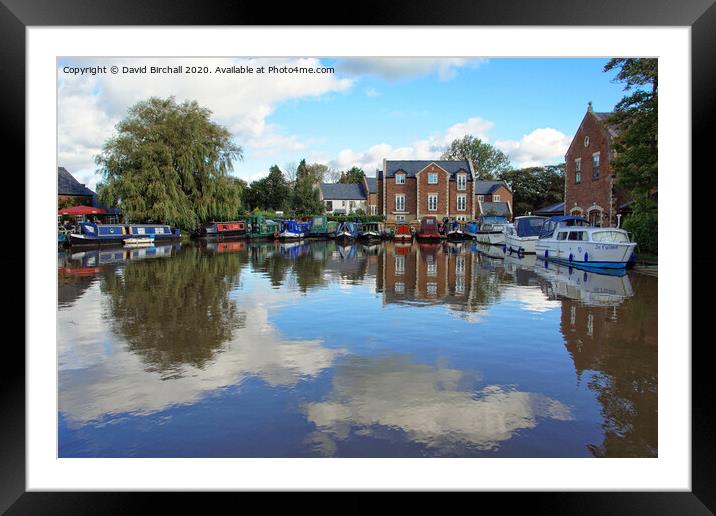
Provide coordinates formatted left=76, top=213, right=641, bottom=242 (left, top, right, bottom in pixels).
left=95, top=97, right=243, bottom=231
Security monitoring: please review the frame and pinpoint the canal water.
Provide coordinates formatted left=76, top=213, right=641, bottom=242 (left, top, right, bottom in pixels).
left=58, top=240, right=657, bottom=458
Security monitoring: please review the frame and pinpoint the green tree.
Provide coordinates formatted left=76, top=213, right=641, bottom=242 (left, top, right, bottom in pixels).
left=95, top=97, right=243, bottom=231
left=244, top=165, right=291, bottom=212
left=441, top=135, right=510, bottom=180
left=498, top=164, right=564, bottom=215
left=291, top=159, right=324, bottom=214
left=604, top=58, right=658, bottom=198
left=338, top=166, right=366, bottom=184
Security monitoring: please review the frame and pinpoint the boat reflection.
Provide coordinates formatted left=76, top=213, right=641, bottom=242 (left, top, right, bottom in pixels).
left=534, top=260, right=634, bottom=306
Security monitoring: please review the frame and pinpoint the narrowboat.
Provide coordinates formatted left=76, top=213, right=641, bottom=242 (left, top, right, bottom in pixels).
left=416, top=216, right=442, bottom=241
left=358, top=222, right=382, bottom=242
left=246, top=215, right=280, bottom=240
left=393, top=224, right=413, bottom=242
left=444, top=218, right=465, bottom=240
left=279, top=219, right=311, bottom=240
left=307, top=215, right=332, bottom=238
left=199, top=220, right=247, bottom=239
left=467, top=215, right=509, bottom=244
left=68, top=222, right=180, bottom=247
left=334, top=221, right=359, bottom=242
left=535, top=216, right=637, bottom=270
left=504, top=216, right=548, bottom=254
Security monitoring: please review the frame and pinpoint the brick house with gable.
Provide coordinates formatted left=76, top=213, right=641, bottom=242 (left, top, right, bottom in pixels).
left=377, top=160, right=475, bottom=223
left=475, top=180, right=513, bottom=218
left=564, top=102, right=632, bottom=227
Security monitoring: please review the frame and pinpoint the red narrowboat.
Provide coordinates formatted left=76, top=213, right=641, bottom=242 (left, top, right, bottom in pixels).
left=416, top=216, right=442, bottom=241
left=199, top=220, right=247, bottom=239
left=394, top=224, right=413, bottom=241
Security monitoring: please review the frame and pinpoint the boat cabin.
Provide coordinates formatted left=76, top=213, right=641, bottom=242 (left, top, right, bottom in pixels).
left=512, top=216, right=547, bottom=237
left=539, top=216, right=591, bottom=239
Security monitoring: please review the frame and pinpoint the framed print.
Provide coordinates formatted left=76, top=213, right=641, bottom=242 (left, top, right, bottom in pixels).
left=3, top=0, right=711, bottom=511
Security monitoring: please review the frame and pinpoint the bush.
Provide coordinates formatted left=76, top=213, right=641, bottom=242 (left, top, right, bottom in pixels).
left=622, top=200, right=657, bottom=255
left=327, top=214, right=385, bottom=223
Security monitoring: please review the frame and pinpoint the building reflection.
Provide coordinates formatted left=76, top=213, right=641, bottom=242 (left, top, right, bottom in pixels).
left=377, top=241, right=514, bottom=314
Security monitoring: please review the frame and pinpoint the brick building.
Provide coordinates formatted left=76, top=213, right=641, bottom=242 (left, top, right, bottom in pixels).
left=564, top=102, right=631, bottom=227
left=377, top=160, right=475, bottom=223
left=362, top=176, right=378, bottom=215
left=475, top=180, right=513, bottom=217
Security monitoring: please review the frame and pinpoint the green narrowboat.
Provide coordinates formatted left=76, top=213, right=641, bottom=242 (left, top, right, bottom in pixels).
left=307, top=215, right=336, bottom=238
left=246, top=215, right=280, bottom=240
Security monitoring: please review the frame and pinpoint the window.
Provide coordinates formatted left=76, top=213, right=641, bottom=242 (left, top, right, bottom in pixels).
left=395, top=194, right=405, bottom=212
left=396, top=215, right=406, bottom=222
left=395, top=255, right=405, bottom=274
left=428, top=173, right=438, bottom=184
left=457, top=174, right=466, bottom=191
left=342, top=200, right=346, bottom=207
left=575, top=158, right=582, bottom=184
left=426, top=256, right=437, bottom=276
left=455, top=275, right=465, bottom=295
left=326, top=200, right=333, bottom=211
left=568, top=231, right=586, bottom=241
left=493, top=194, right=500, bottom=202
left=428, top=194, right=438, bottom=211
left=456, top=256, right=465, bottom=275
left=592, top=230, right=629, bottom=243
left=395, top=282, right=405, bottom=294
left=457, top=194, right=466, bottom=211
left=395, top=173, right=405, bottom=184
left=370, top=205, right=377, bottom=215
left=557, top=232, right=568, bottom=240
left=592, top=153, right=600, bottom=179
left=477, top=195, right=484, bottom=202
left=427, top=282, right=438, bottom=296
left=588, top=209, right=602, bottom=227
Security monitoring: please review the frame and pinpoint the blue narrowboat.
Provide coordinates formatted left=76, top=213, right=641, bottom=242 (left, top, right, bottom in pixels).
left=69, top=222, right=181, bottom=247
left=279, top=219, right=311, bottom=239
left=334, top=221, right=359, bottom=242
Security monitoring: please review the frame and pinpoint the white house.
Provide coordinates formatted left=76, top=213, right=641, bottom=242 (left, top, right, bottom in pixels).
left=319, top=183, right=368, bottom=214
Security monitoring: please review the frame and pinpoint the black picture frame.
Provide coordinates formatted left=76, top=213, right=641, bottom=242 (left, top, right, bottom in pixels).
left=3, top=0, right=709, bottom=511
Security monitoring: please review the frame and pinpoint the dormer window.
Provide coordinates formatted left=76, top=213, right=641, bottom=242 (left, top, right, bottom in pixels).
left=457, top=173, right=466, bottom=191
left=428, top=173, right=438, bottom=184
left=395, top=173, right=405, bottom=184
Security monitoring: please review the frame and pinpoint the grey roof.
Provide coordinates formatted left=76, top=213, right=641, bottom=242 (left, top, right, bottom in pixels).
left=534, top=201, right=565, bottom=215
left=384, top=160, right=472, bottom=180
left=319, top=183, right=367, bottom=200
left=365, top=177, right=377, bottom=193
left=479, top=201, right=511, bottom=216
left=475, top=180, right=509, bottom=195
left=58, top=167, right=95, bottom=197
left=592, top=111, right=619, bottom=137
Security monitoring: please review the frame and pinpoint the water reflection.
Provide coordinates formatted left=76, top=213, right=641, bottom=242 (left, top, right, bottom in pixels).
left=58, top=239, right=657, bottom=457
left=305, top=354, right=573, bottom=456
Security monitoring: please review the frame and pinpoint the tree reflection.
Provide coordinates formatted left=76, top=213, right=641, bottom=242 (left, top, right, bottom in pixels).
left=100, top=247, right=247, bottom=379
left=559, top=272, right=657, bottom=457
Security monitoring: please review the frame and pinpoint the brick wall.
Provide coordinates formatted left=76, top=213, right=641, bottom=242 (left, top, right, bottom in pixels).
left=416, top=163, right=449, bottom=219
left=384, top=176, right=418, bottom=222
left=565, top=112, right=615, bottom=226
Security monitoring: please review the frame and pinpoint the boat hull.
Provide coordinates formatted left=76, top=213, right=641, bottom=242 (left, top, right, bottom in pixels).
left=474, top=231, right=505, bottom=245
left=505, top=235, right=539, bottom=254
left=535, top=240, right=636, bottom=269
left=69, top=233, right=177, bottom=248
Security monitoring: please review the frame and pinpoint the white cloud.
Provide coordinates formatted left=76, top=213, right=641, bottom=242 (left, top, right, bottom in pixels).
left=495, top=128, right=571, bottom=168
left=365, top=87, right=380, bottom=97
left=339, top=57, right=487, bottom=81
left=58, top=57, right=353, bottom=189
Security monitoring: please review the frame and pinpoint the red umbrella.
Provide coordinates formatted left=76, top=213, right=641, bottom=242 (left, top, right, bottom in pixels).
left=58, top=205, right=108, bottom=216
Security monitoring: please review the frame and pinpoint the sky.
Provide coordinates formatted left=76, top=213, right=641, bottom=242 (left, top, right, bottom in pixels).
left=57, top=57, right=627, bottom=190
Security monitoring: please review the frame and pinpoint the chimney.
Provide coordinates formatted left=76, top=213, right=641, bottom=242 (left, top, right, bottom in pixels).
left=587, top=101, right=593, bottom=113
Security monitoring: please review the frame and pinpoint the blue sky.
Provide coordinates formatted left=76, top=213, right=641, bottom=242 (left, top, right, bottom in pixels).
left=58, top=57, right=626, bottom=189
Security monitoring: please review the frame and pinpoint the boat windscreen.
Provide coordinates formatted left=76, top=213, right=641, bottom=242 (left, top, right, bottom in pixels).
left=515, top=217, right=546, bottom=237
left=481, top=216, right=508, bottom=225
